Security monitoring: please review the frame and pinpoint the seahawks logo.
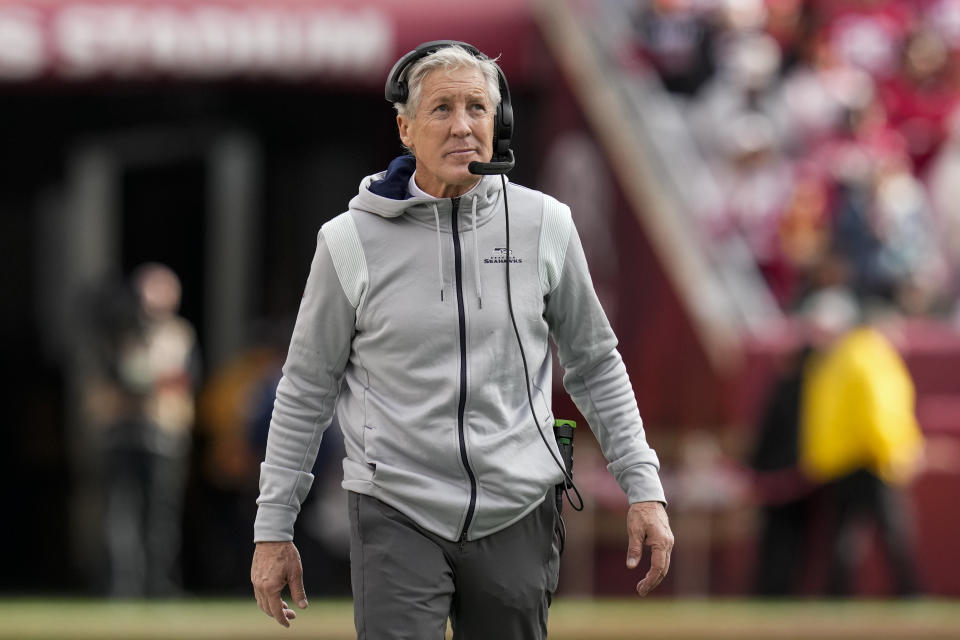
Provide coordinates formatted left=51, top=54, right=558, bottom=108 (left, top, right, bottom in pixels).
left=483, top=247, right=523, bottom=264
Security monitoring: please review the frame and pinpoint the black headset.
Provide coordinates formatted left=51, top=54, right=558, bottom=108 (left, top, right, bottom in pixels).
left=384, top=40, right=515, bottom=174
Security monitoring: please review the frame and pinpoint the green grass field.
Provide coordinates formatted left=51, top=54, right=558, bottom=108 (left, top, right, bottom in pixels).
left=1, top=598, right=958, bottom=639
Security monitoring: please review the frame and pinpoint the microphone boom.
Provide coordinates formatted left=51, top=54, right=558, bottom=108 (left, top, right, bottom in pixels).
left=468, top=150, right=515, bottom=175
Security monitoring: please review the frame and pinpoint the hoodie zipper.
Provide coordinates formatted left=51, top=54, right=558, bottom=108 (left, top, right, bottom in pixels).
left=451, top=196, right=478, bottom=542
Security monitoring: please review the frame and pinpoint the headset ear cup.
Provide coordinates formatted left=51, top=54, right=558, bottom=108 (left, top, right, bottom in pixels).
left=495, top=99, right=513, bottom=158
left=492, top=70, right=513, bottom=159
left=391, top=80, right=407, bottom=104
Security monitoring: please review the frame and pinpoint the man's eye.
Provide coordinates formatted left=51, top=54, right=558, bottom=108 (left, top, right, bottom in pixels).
left=471, top=103, right=486, bottom=112
left=433, top=104, right=449, bottom=113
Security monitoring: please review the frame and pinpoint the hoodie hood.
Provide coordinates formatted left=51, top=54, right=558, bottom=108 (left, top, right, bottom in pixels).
left=365, top=155, right=416, bottom=202
left=349, top=155, right=506, bottom=230
left=349, top=156, right=508, bottom=307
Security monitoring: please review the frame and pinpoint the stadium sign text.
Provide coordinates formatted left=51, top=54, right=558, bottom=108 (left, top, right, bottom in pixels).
left=0, top=2, right=394, bottom=81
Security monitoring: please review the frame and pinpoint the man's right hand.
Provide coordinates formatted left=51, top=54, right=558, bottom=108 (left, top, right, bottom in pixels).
left=251, top=541, right=309, bottom=628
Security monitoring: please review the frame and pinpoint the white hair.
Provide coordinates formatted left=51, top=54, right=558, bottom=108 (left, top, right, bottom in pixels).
left=393, top=45, right=502, bottom=119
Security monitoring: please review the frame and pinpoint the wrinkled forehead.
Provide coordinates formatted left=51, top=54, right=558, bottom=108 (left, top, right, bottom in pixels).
left=419, top=66, right=490, bottom=99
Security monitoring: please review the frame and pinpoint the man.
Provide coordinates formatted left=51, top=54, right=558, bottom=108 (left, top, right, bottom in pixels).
left=251, top=41, right=673, bottom=638
left=86, top=263, right=199, bottom=597
left=799, top=290, right=924, bottom=596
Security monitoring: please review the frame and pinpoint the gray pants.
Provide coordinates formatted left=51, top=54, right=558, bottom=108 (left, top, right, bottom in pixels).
left=348, top=491, right=560, bottom=640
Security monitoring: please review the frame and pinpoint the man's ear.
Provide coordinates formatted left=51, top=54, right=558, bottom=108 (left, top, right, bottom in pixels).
left=397, top=114, right=413, bottom=151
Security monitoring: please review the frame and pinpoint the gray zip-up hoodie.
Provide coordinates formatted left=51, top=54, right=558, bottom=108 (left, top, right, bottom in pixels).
left=254, top=156, right=665, bottom=544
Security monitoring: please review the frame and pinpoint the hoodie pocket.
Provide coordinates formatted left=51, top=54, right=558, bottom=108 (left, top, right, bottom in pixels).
left=362, top=423, right=380, bottom=463
left=533, top=384, right=553, bottom=427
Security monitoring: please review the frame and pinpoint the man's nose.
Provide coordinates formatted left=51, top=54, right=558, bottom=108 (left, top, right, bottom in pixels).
left=450, top=107, right=471, bottom=137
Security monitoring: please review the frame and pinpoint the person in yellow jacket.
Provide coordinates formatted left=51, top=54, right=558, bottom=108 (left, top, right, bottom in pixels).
left=801, top=324, right=925, bottom=486
left=799, top=291, right=924, bottom=596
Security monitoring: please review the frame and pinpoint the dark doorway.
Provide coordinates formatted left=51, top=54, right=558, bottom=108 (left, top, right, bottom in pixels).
left=120, top=159, right=207, bottom=358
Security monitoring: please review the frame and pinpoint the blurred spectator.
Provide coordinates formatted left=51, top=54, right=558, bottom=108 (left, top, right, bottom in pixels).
left=818, top=0, right=917, bottom=82
left=747, top=339, right=819, bottom=596
left=833, top=152, right=948, bottom=313
left=746, top=277, right=853, bottom=596
left=926, top=106, right=960, bottom=294
left=198, top=341, right=283, bottom=494
left=777, top=33, right=877, bottom=154
left=691, top=28, right=788, bottom=162
left=714, top=110, right=798, bottom=301
left=799, top=290, right=925, bottom=596
left=668, top=429, right=749, bottom=595
left=631, top=0, right=718, bottom=95
left=194, top=324, right=350, bottom=594
left=926, top=0, right=960, bottom=53
left=878, top=27, right=959, bottom=171
left=83, top=263, right=200, bottom=597
left=192, top=333, right=281, bottom=591
left=776, top=172, right=832, bottom=298
left=764, top=0, right=813, bottom=69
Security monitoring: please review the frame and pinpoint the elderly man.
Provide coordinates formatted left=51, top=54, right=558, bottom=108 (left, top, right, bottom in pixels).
left=251, top=41, right=673, bottom=639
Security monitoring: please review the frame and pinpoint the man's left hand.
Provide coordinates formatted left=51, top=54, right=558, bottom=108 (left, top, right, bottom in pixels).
left=625, top=501, right=674, bottom=596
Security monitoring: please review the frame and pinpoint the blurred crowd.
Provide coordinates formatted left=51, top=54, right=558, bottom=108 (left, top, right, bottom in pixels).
left=628, top=0, right=960, bottom=318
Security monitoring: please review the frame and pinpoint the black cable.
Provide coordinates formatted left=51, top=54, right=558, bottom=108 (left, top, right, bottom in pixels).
left=501, top=174, right=584, bottom=514
left=556, top=511, right=567, bottom=556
